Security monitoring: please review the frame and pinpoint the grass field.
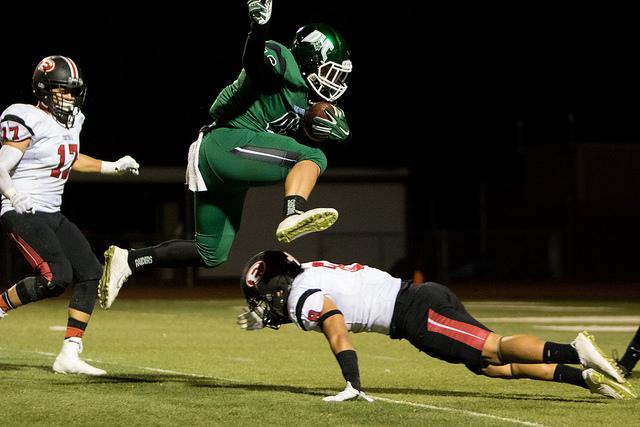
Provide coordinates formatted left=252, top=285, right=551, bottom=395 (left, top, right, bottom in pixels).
left=1, top=294, right=639, bottom=426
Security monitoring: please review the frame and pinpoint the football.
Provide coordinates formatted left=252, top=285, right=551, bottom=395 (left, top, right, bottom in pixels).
left=303, top=101, right=336, bottom=142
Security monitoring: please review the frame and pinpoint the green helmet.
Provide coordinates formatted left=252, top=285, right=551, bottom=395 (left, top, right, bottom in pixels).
left=290, top=23, right=352, bottom=102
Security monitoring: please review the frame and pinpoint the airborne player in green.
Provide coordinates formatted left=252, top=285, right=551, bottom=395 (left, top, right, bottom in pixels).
left=98, top=0, right=353, bottom=309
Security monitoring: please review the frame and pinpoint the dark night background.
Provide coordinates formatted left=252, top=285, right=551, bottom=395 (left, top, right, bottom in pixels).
left=3, top=2, right=640, bottom=283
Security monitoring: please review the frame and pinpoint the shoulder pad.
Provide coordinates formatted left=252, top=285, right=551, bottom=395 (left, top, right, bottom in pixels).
left=0, top=104, right=45, bottom=142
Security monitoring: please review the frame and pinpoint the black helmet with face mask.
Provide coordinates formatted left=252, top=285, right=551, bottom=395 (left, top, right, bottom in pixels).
left=32, top=55, right=86, bottom=128
left=240, top=250, right=302, bottom=329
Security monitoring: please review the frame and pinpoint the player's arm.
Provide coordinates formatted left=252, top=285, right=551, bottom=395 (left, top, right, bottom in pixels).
left=319, top=296, right=373, bottom=402
left=320, top=296, right=354, bottom=354
left=73, top=153, right=139, bottom=175
left=0, top=137, right=35, bottom=214
left=72, top=153, right=101, bottom=172
left=243, top=1, right=281, bottom=87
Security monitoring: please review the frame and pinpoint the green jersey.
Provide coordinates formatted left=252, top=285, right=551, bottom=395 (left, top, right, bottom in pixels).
left=209, top=40, right=309, bottom=135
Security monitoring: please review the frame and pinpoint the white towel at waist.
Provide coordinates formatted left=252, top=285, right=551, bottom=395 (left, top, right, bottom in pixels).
left=186, top=132, right=208, bottom=192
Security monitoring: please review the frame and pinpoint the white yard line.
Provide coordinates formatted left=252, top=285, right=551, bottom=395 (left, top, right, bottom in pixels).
left=534, top=325, right=638, bottom=332
left=373, top=397, right=546, bottom=427
left=10, top=348, right=546, bottom=427
left=466, top=303, right=615, bottom=312
left=104, top=361, right=549, bottom=426
left=479, top=315, right=640, bottom=332
left=479, top=316, right=640, bottom=323
left=137, top=366, right=242, bottom=383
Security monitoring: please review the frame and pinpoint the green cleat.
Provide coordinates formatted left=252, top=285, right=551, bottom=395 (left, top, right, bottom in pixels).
left=276, top=208, right=338, bottom=243
left=583, top=368, right=637, bottom=399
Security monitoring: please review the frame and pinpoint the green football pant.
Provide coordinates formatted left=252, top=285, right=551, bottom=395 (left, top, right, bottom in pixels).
left=194, top=127, right=327, bottom=267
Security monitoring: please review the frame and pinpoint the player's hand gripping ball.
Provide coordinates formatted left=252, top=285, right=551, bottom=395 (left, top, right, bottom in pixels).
left=304, top=102, right=350, bottom=143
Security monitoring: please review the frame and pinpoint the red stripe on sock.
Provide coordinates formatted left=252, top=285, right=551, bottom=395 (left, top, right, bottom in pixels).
left=65, top=327, right=85, bottom=339
left=427, top=308, right=490, bottom=350
left=8, top=233, right=53, bottom=281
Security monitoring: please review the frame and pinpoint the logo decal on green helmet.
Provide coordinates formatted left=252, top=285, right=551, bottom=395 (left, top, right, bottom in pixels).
left=301, top=30, right=335, bottom=62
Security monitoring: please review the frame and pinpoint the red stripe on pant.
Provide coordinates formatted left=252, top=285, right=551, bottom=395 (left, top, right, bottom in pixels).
left=8, top=233, right=54, bottom=281
left=427, top=308, right=490, bottom=350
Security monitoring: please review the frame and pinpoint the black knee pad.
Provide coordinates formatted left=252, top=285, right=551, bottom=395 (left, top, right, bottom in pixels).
left=45, top=281, right=67, bottom=297
left=15, top=276, right=67, bottom=304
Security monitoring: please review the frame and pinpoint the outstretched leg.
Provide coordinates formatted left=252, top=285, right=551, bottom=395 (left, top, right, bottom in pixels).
left=482, top=331, right=627, bottom=383
left=482, top=363, right=636, bottom=399
left=99, top=189, right=238, bottom=309
left=99, top=239, right=207, bottom=310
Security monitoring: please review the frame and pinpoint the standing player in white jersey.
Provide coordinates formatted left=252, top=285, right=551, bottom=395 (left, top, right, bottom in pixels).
left=0, top=55, right=140, bottom=375
left=237, top=251, right=636, bottom=400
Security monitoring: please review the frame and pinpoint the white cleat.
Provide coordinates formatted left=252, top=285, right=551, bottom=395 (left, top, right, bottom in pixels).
left=573, top=331, right=626, bottom=383
left=98, top=245, right=132, bottom=309
left=0, top=307, right=5, bottom=319
left=276, top=208, right=338, bottom=243
left=583, top=368, right=637, bottom=399
left=52, top=337, right=106, bottom=376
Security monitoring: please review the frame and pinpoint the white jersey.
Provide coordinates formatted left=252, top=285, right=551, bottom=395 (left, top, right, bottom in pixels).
left=287, top=260, right=402, bottom=334
left=0, top=104, right=83, bottom=214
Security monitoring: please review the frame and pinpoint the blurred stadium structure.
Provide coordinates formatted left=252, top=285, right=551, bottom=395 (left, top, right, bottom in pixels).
left=410, top=143, right=640, bottom=283
left=3, top=143, right=640, bottom=287
left=0, top=168, right=408, bottom=287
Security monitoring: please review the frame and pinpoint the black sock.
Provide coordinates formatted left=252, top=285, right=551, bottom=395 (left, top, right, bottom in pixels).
left=128, top=248, right=156, bottom=272
left=335, top=350, right=361, bottom=391
left=553, top=364, right=588, bottom=389
left=128, top=240, right=205, bottom=272
left=619, top=326, right=640, bottom=371
left=282, top=195, right=306, bottom=218
left=543, top=342, right=580, bottom=364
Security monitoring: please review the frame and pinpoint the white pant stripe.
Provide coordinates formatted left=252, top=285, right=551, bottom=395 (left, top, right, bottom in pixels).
left=233, top=147, right=295, bottom=163
left=427, top=317, right=486, bottom=341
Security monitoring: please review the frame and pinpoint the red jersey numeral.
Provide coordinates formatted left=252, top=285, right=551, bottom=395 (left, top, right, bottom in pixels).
left=311, top=261, right=364, bottom=272
left=51, top=144, right=78, bottom=179
left=2, top=126, right=19, bottom=141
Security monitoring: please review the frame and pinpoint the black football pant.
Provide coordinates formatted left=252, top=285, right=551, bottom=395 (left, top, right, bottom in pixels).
left=1, top=210, right=101, bottom=314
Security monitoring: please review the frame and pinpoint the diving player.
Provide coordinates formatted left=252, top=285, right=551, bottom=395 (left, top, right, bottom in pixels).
left=238, top=250, right=637, bottom=401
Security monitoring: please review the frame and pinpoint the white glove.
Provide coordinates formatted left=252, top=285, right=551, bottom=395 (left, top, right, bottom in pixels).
left=237, top=306, right=265, bottom=330
left=247, top=0, right=272, bottom=25
left=101, top=155, right=140, bottom=175
left=9, top=192, right=35, bottom=214
left=323, top=382, right=374, bottom=403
